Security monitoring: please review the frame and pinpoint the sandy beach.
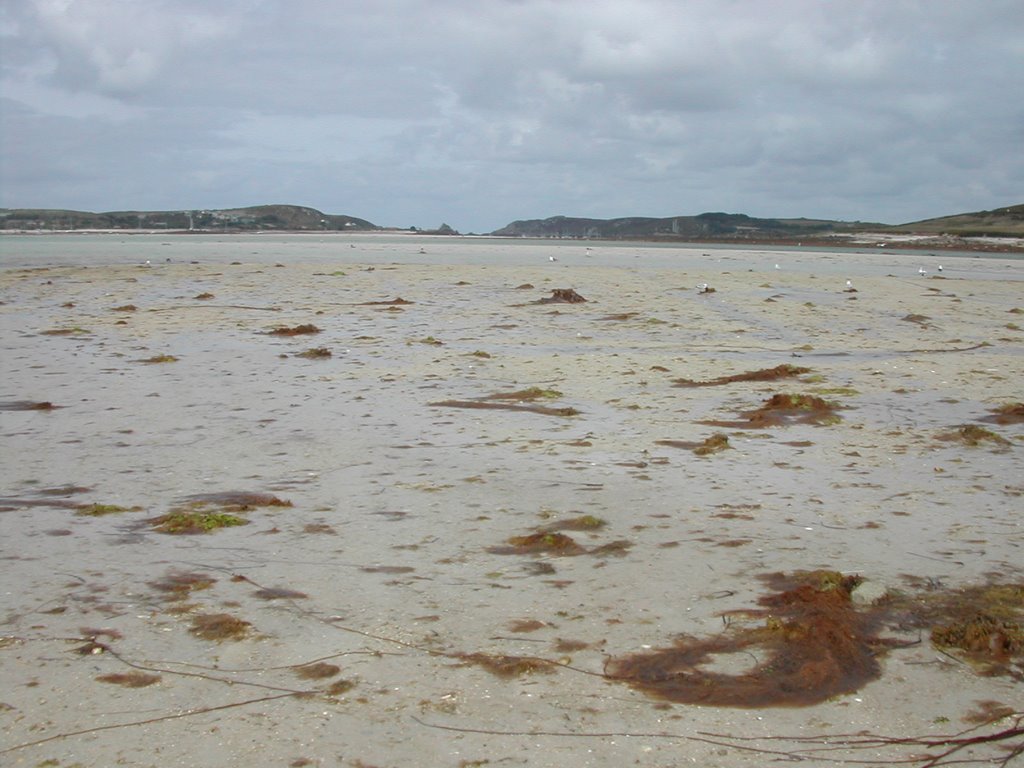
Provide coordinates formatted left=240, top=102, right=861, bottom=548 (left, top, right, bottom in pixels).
left=1, top=236, right=1021, bottom=767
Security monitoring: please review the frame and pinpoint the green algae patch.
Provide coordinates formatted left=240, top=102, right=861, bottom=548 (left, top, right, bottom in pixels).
left=150, top=510, right=248, bottom=534
left=75, top=503, right=142, bottom=517
left=138, top=354, right=179, bottom=364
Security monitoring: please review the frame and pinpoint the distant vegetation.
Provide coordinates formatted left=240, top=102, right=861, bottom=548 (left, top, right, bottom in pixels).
left=490, top=205, right=1024, bottom=241
left=888, top=204, right=1024, bottom=237
left=490, top=212, right=883, bottom=239
left=0, top=204, right=377, bottom=232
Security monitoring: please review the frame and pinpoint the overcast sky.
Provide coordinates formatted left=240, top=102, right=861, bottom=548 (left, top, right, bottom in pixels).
left=2, top=1, right=1022, bottom=232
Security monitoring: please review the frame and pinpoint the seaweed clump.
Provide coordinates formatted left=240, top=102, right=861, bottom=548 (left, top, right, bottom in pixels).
left=189, top=613, right=252, bottom=641
left=656, top=433, right=732, bottom=455
left=490, top=532, right=585, bottom=555
left=294, top=662, right=341, bottom=680
left=673, top=364, right=811, bottom=388
left=269, top=324, right=321, bottom=336
left=605, top=571, right=886, bottom=707
left=0, top=400, right=59, bottom=411
left=149, top=509, right=248, bottom=534
left=96, top=671, right=161, bottom=688
left=701, top=393, right=843, bottom=429
left=535, top=288, right=587, bottom=304
left=296, top=347, right=332, bottom=359
left=937, top=424, right=1011, bottom=448
left=983, top=403, right=1024, bottom=425
left=542, top=514, right=606, bottom=532
left=75, top=503, right=141, bottom=516
left=896, top=583, right=1024, bottom=678
left=456, top=652, right=557, bottom=678
left=148, top=492, right=290, bottom=534
left=148, top=570, right=217, bottom=600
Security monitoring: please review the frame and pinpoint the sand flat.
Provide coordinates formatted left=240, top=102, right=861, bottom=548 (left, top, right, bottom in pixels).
left=1, top=237, right=1022, bottom=766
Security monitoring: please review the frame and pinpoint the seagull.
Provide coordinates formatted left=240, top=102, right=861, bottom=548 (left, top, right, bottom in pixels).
left=918, top=267, right=927, bottom=276
left=774, top=263, right=780, bottom=270
left=697, top=283, right=712, bottom=294
left=846, top=279, right=853, bottom=289
left=938, top=265, right=943, bottom=272
left=549, top=255, right=557, bottom=262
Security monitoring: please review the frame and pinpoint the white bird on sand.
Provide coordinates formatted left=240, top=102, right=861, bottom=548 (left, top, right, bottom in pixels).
left=846, top=279, right=853, bottom=289
left=549, top=255, right=557, bottom=262
left=697, top=283, right=711, bottom=294
left=774, top=263, right=780, bottom=270
left=938, top=265, right=943, bottom=272
left=918, top=267, right=927, bottom=276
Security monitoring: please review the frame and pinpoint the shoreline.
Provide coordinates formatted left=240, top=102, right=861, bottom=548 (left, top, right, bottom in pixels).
left=1, top=227, right=1021, bottom=254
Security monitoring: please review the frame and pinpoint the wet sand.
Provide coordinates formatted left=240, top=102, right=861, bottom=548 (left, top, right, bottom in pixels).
left=1, top=239, right=1022, bottom=766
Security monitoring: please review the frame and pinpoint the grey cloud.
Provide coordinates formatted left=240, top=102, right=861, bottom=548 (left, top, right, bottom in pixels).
left=2, top=0, right=1022, bottom=231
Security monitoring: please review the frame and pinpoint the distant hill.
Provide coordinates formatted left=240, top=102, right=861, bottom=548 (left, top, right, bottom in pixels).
left=887, top=204, right=1024, bottom=237
left=0, top=204, right=378, bottom=232
left=490, top=205, right=1024, bottom=243
left=489, top=212, right=883, bottom=239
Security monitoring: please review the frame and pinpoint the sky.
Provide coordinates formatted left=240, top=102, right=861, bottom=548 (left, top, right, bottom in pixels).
left=2, top=0, right=1022, bottom=233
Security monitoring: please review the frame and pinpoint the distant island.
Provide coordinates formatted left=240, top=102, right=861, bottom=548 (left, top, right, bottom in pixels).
left=2, top=203, right=1021, bottom=252
left=491, top=206, right=1024, bottom=252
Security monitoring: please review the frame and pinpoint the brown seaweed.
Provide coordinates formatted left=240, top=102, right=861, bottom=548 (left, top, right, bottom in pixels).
left=700, top=393, right=843, bottom=429
left=96, top=671, right=161, bottom=688
left=269, top=324, right=321, bottom=336
left=181, top=491, right=293, bottom=510
left=189, top=613, right=252, bottom=641
left=656, top=433, right=732, bottom=455
left=534, top=288, right=587, bottom=304
left=981, top=403, right=1024, bottom=425
left=296, top=347, right=332, bottom=359
left=605, top=571, right=887, bottom=707
left=673, top=364, right=811, bottom=388
left=358, top=297, right=414, bottom=305
left=489, top=532, right=585, bottom=556
left=148, top=570, right=217, bottom=599
left=455, top=652, right=557, bottom=678
left=431, top=399, right=580, bottom=417
left=0, top=400, right=60, bottom=411
left=294, top=662, right=340, bottom=680
left=937, top=424, right=1011, bottom=447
